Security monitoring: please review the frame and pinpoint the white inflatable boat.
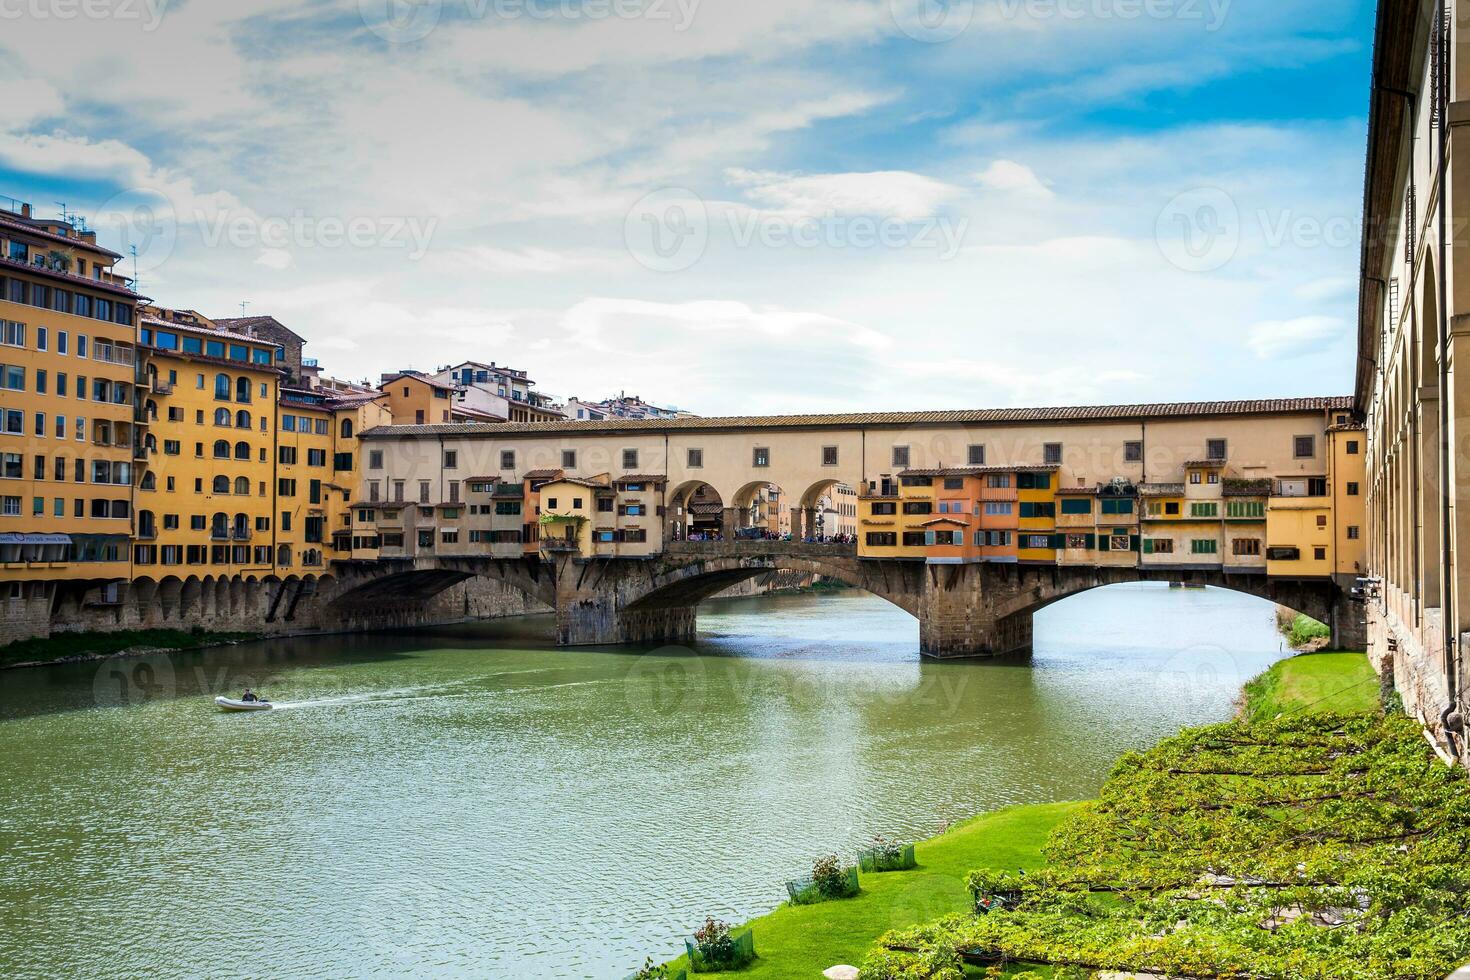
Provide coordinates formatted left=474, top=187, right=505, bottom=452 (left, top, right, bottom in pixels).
left=215, top=696, right=273, bottom=712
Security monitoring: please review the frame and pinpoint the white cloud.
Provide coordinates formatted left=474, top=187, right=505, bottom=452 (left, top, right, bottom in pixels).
left=974, top=160, right=1054, bottom=199
left=255, top=248, right=293, bottom=270
left=1246, top=316, right=1346, bottom=360
left=726, top=168, right=960, bottom=220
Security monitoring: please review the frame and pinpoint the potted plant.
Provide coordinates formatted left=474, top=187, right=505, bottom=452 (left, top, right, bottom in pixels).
left=684, top=917, right=755, bottom=973
left=785, top=853, right=861, bottom=905
left=857, top=835, right=917, bottom=873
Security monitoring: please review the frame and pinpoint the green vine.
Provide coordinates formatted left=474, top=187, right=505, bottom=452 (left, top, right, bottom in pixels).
left=866, top=713, right=1470, bottom=980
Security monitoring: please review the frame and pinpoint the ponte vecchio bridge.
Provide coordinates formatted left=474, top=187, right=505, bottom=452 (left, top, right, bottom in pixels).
left=312, top=397, right=1367, bottom=658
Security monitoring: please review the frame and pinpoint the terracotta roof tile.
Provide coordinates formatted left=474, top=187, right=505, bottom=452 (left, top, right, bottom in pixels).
left=360, top=396, right=1353, bottom=440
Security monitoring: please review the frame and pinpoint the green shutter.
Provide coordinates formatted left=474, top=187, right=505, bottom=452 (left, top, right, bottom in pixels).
left=1143, top=539, right=1154, bottom=555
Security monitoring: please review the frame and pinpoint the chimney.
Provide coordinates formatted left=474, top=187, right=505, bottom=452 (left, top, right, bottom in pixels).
left=20, top=203, right=31, bottom=219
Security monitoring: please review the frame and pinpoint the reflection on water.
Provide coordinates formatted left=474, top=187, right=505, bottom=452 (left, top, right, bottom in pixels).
left=0, top=583, right=1283, bottom=979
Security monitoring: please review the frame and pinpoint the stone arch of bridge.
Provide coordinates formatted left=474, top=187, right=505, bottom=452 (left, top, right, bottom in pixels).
left=323, top=557, right=557, bottom=612
left=625, top=553, right=923, bottom=618
left=666, top=480, right=724, bottom=540
left=729, top=480, right=791, bottom=535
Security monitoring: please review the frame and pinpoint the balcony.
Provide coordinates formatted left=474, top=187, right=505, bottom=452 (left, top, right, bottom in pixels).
left=211, top=528, right=230, bottom=541
left=231, top=528, right=253, bottom=541
left=151, top=380, right=174, bottom=395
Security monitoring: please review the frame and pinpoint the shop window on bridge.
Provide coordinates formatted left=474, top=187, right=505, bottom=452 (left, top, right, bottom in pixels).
left=1190, top=502, right=1218, bottom=518
left=1143, top=538, right=1174, bottom=554
left=1191, top=539, right=1219, bottom=555
left=1100, top=497, right=1133, bottom=515
left=866, top=532, right=897, bottom=547
left=1233, top=538, right=1262, bottom=556
left=1065, top=533, right=1094, bottom=550
left=871, top=501, right=897, bottom=515
left=1061, top=498, right=1093, bottom=515
left=901, top=532, right=926, bottom=547
left=902, top=501, right=932, bottom=515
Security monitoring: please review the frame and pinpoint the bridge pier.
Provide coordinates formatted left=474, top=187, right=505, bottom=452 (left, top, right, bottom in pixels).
left=917, top=563, right=1034, bottom=659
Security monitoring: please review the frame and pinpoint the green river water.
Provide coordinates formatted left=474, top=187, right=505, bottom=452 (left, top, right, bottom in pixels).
left=0, top=583, right=1287, bottom=978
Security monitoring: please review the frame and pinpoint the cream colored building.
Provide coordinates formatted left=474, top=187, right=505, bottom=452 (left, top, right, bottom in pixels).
left=1355, top=0, right=1470, bottom=759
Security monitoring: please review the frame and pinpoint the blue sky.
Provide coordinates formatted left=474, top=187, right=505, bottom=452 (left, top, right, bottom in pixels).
left=0, top=0, right=1375, bottom=415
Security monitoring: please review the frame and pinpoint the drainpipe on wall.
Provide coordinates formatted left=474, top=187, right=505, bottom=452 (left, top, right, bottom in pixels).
left=1434, top=11, right=1462, bottom=757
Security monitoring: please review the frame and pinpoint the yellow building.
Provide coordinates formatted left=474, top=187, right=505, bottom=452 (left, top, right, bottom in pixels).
left=1016, top=468, right=1059, bottom=563
left=0, top=199, right=141, bottom=597
left=380, top=372, right=458, bottom=425
left=1328, top=424, right=1367, bottom=578
left=135, top=308, right=281, bottom=574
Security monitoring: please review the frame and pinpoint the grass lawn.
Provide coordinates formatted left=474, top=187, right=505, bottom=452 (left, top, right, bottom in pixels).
left=1241, top=650, right=1379, bottom=723
left=0, top=628, right=259, bottom=669
left=660, top=802, right=1078, bottom=978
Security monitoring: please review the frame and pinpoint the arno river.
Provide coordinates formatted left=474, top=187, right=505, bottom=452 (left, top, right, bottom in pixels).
left=0, top=583, right=1285, bottom=978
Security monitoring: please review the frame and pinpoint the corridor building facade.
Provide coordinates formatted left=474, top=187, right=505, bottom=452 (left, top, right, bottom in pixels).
left=1357, top=0, right=1470, bottom=761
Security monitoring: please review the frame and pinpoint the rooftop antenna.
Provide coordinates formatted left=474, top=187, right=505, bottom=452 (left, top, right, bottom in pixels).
left=56, top=201, right=71, bottom=225
left=239, top=301, right=250, bottom=318
left=130, top=245, right=138, bottom=292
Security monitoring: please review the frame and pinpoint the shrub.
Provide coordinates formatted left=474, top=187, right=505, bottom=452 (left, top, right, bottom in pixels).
left=685, top=919, right=755, bottom=973
left=859, top=836, right=917, bottom=873
left=788, top=854, right=860, bottom=904
left=627, top=958, right=685, bottom=980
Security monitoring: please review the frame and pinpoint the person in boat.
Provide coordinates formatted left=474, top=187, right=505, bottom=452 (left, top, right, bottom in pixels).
left=240, top=688, right=259, bottom=703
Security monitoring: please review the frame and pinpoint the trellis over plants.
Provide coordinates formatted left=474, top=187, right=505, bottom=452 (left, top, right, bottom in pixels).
left=858, top=839, right=917, bottom=873
left=863, top=713, right=1470, bottom=980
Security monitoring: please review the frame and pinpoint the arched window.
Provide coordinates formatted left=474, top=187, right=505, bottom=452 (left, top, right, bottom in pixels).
left=236, top=377, right=252, bottom=403
left=215, top=373, right=231, bottom=400
left=276, top=544, right=292, bottom=567
left=235, top=410, right=251, bottom=429
left=139, top=471, right=156, bottom=491
left=234, top=441, right=251, bottom=460
left=212, top=475, right=230, bottom=495
left=234, top=476, right=250, bottom=496
left=211, top=513, right=229, bottom=537
left=214, top=407, right=232, bottom=427
left=340, top=418, right=354, bottom=439
left=233, top=513, right=250, bottom=536
left=213, top=440, right=230, bottom=459
left=146, top=400, right=158, bottom=421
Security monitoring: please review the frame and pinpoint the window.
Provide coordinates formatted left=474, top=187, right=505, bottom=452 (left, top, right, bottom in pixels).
left=215, top=373, right=231, bottom=400
left=687, top=448, right=703, bottom=468
left=1144, top=538, right=1174, bottom=554
left=967, top=444, right=986, bottom=466
left=1347, top=525, right=1360, bottom=540
left=498, top=450, right=516, bottom=470
left=1, top=364, right=24, bottom=391
left=984, top=501, right=1013, bottom=516
left=891, top=445, right=910, bottom=468
left=1191, top=538, right=1219, bottom=554
left=1190, top=502, right=1218, bottom=518
left=1294, top=435, right=1315, bottom=458
left=871, top=501, right=897, bottom=515
left=562, top=450, right=576, bottom=469
left=622, top=449, right=638, bottom=469
left=495, top=501, right=522, bottom=516
left=340, top=418, right=354, bottom=439
left=902, top=501, right=932, bottom=515
left=1043, top=442, right=1062, bottom=465
left=419, top=481, right=430, bottom=504
left=987, top=474, right=1010, bottom=489
left=279, top=446, right=297, bottom=465
left=444, top=450, right=457, bottom=469
left=1314, top=547, right=1328, bottom=561
left=1100, top=498, right=1133, bottom=515
left=1267, top=546, right=1300, bottom=561
left=1165, top=501, right=1180, bottom=515
left=1060, top=498, right=1093, bottom=515
left=1346, top=440, right=1360, bottom=455
left=1232, top=538, right=1262, bottom=556
left=1347, top=482, right=1360, bottom=496
left=1019, top=501, right=1056, bottom=518
left=821, top=446, right=838, bottom=466
left=752, top=447, right=770, bottom=467
left=1226, top=501, right=1265, bottom=519
left=1189, top=471, right=1202, bottom=485
left=1065, top=533, right=1092, bottom=549
left=278, top=479, right=297, bottom=497
left=1016, top=472, right=1050, bottom=490
left=0, top=321, right=23, bottom=347
left=1124, top=441, right=1142, bottom=463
